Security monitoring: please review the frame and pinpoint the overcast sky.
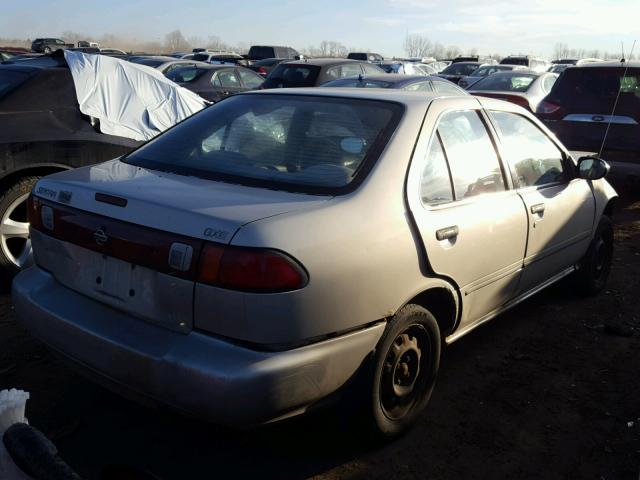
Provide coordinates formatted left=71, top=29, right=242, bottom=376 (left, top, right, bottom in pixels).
left=3, top=0, right=639, bottom=57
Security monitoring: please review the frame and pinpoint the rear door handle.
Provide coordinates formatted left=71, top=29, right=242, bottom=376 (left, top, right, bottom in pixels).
left=530, top=203, right=545, bottom=215
left=436, top=226, right=459, bottom=241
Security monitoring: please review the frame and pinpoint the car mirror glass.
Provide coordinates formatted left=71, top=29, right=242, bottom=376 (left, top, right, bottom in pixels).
left=577, top=156, right=610, bottom=180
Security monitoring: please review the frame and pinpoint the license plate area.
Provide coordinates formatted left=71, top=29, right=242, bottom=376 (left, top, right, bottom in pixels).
left=32, top=229, right=194, bottom=334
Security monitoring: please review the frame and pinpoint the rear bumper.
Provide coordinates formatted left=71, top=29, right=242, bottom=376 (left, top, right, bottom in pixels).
left=12, top=267, right=384, bottom=426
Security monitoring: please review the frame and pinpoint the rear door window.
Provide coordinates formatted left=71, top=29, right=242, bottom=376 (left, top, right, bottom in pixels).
left=432, top=81, right=464, bottom=95
left=362, top=63, right=384, bottom=75
left=490, top=110, right=566, bottom=187
left=214, top=69, right=241, bottom=88
left=437, top=110, right=506, bottom=199
left=420, top=134, right=454, bottom=205
left=237, top=68, right=264, bottom=88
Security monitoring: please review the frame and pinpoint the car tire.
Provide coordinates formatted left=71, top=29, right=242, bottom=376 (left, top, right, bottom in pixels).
left=43, top=46, right=51, bottom=54
left=0, top=176, right=39, bottom=276
left=367, top=304, right=441, bottom=439
left=573, top=215, right=614, bottom=295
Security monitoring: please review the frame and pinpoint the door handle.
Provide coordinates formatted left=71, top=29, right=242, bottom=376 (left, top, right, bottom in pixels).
left=436, top=226, right=459, bottom=241
left=530, top=203, right=545, bottom=215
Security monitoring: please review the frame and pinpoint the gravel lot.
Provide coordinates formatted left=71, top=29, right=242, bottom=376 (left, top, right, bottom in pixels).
left=1, top=180, right=639, bottom=480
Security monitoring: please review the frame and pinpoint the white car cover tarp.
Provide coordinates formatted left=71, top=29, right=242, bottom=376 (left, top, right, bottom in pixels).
left=64, top=50, right=207, bottom=141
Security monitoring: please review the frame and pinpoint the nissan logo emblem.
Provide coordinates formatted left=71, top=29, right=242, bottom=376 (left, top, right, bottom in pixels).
left=94, top=227, right=108, bottom=246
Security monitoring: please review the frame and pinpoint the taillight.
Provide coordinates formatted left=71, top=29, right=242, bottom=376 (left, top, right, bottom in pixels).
left=257, top=66, right=267, bottom=74
left=537, top=100, right=562, bottom=117
left=198, top=243, right=308, bottom=292
left=27, top=195, right=56, bottom=233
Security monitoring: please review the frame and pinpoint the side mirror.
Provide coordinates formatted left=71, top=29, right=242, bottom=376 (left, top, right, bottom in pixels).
left=577, top=156, right=610, bottom=180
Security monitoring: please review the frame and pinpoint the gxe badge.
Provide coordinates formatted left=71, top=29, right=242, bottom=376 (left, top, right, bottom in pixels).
left=94, top=227, right=108, bottom=246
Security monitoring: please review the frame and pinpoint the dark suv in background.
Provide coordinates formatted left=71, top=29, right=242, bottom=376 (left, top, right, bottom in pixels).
left=246, top=45, right=299, bottom=62
left=261, top=58, right=384, bottom=88
left=536, top=61, right=640, bottom=164
left=30, top=38, right=73, bottom=53
left=347, top=52, right=384, bottom=62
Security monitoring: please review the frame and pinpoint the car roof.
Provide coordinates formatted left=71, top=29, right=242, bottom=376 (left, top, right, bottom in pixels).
left=329, top=74, right=439, bottom=84
left=578, top=60, right=640, bottom=68
left=282, top=58, right=365, bottom=66
left=243, top=86, right=467, bottom=106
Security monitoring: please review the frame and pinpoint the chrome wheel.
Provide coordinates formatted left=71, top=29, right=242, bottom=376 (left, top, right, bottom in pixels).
left=0, top=192, right=32, bottom=269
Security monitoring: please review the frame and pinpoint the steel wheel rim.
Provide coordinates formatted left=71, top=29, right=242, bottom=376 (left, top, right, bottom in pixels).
left=0, top=192, right=32, bottom=268
left=380, top=324, right=431, bottom=421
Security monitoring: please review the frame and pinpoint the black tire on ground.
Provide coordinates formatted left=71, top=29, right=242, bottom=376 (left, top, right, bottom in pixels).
left=367, top=304, right=441, bottom=439
left=573, top=215, right=614, bottom=296
left=0, top=176, right=40, bottom=276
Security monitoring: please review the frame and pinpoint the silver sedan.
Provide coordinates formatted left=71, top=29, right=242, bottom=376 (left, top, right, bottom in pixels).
left=13, top=88, right=616, bottom=438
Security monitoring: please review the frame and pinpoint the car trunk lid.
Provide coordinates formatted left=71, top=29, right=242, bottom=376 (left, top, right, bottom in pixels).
left=30, top=159, right=329, bottom=332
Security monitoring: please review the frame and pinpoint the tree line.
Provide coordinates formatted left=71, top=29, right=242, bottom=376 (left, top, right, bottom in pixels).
left=1, top=31, right=634, bottom=61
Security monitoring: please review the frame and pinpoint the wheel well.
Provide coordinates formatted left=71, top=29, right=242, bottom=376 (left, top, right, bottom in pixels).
left=407, top=287, right=458, bottom=337
left=0, top=166, right=69, bottom=193
left=603, top=198, right=617, bottom=218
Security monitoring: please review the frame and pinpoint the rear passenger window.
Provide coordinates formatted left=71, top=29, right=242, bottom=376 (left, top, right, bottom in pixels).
left=437, top=110, right=505, bottom=199
left=341, top=64, right=365, bottom=78
left=433, top=81, right=463, bottom=95
left=489, top=111, right=566, bottom=187
left=421, top=134, right=454, bottom=205
left=362, top=63, right=383, bottom=76
left=215, top=70, right=240, bottom=88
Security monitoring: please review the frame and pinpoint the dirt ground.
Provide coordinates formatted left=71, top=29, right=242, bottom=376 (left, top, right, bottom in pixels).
left=1, top=182, right=639, bottom=480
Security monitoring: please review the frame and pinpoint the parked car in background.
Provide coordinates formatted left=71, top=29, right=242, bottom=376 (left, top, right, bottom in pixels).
left=14, top=88, right=616, bottom=439
left=458, top=64, right=528, bottom=89
left=262, top=59, right=384, bottom=88
left=437, top=62, right=484, bottom=84
left=248, top=58, right=288, bottom=77
left=188, top=52, right=248, bottom=66
left=321, top=74, right=468, bottom=95
left=128, top=56, right=209, bottom=75
left=379, top=61, right=438, bottom=75
left=347, top=52, right=384, bottom=62
left=166, top=64, right=264, bottom=102
left=500, top=56, right=550, bottom=73
left=0, top=59, right=141, bottom=275
left=536, top=61, right=640, bottom=163
left=548, top=64, right=572, bottom=74
left=30, top=38, right=73, bottom=54
left=99, top=48, right=128, bottom=56
left=246, top=45, right=299, bottom=62
left=425, top=61, right=450, bottom=73
left=468, top=71, right=559, bottom=111
left=0, top=51, right=17, bottom=62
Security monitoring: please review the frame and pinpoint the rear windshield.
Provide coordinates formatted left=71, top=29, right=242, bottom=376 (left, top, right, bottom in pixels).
left=130, top=58, right=165, bottom=67
left=441, top=63, right=480, bottom=76
left=124, top=94, right=403, bottom=194
left=548, top=67, right=640, bottom=111
left=0, top=70, right=30, bottom=99
left=347, top=53, right=367, bottom=61
left=501, top=58, right=528, bottom=66
left=248, top=47, right=274, bottom=60
left=263, top=64, right=321, bottom=88
left=469, top=74, right=536, bottom=92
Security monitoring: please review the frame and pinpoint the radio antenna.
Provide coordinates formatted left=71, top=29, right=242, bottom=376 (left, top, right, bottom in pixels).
left=598, top=39, right=636, bottom=158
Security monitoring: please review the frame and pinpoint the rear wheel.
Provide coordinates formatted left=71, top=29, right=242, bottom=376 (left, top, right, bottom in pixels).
left=573, top=215, right=613, bottom=295
left=43, top=46, right=52, bottom=54
left=368, top=304, right=441, bottom=438
left=0, top=177, right=39, bottom=276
